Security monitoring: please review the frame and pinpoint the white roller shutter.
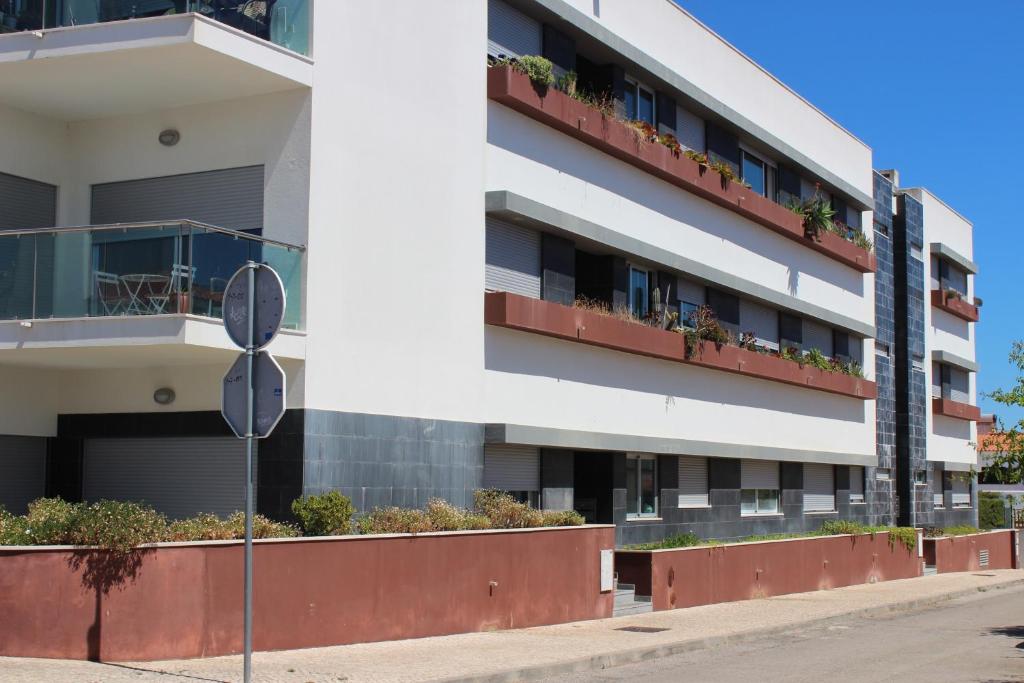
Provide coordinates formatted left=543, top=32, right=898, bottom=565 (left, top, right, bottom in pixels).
left=483, top=445, right=539, bottom=492
left=488, top=0, right=541, bottom=58
left=849, top=465, right=864, bottom=503
left=0, top=436, right=46, bottom=515
left=804, top=463, right=835, bottom=512
left=486, top=217, right=541, bottom=298
left=741, top=460, right=778, bottom=490
left=675, top=106, right=705, bottom=153
left=84, top=437, right=252, bottom=519
left=677, top=456, right=708, bottom=507
left=739, top=299, right=780, bottom=350
left=91, top=166, right=264, bottom=232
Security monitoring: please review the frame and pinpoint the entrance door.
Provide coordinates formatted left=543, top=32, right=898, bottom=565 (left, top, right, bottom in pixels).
left=573, top=451, right=613, bottom=524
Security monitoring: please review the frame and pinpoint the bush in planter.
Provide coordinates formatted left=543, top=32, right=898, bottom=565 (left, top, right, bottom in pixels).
left=425, top=498, right=492, bottom=531
left=497, top=54, right=555, bottom=87
left=19, top=497, right=80, bottom=545
left=72, top=500, right=168, bottom=553
left=979, top=492, right=1006, bottom=529
left=291, top=491, right=355, bottom=536
left=540, top=510, right=586, bottom=527
left=474, top=489, right=543, bottom=528
left=358, top=507, right=435, bottom=535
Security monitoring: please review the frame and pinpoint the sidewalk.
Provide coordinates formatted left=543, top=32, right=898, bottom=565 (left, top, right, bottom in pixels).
left=2, top=570, right=1022, bottom=683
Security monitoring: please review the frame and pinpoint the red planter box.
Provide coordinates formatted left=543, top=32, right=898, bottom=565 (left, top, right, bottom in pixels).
left=616, top=532, right=922, bottom=611
left=922, top=530, right=1019, bottom=573
left=0, top=526, right=615, bottom=662
left=485, top=292, right=876, bottom=400
left=487, top=66, right=876, bottom=274
left=932, top=397, right=981, bottom=421
left=930, top=289, right=979, bottom=322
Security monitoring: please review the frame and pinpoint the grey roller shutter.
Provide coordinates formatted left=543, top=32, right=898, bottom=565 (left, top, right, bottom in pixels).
left=0, top=436, right=46, bottom=515
left=486, top=217, right=541, bottom=298
left=741, top=459, right=778, bottom=490
left=84, top=437, right=253, bottom=519
left=849, top=465, right=864, bottom=503
left=803, top=319, right=833, bottom=357
left=91, top=166, right=264, bottom=232
left=0, top=172, right=57, bottom=230
left=804, top=463, right=835, bottom=512
left=951, top=475, right=971, bottom=508
left=488, top=0, right=541, bottom=58
left=740, top=299, right=779, bottom=350
left=677, top=456, right=708, bottom=507
left=483, top=445, right=539, bottom=492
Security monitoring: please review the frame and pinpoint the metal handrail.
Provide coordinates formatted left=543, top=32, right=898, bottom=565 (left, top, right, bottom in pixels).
left=0, top=219, right=305, bottom=251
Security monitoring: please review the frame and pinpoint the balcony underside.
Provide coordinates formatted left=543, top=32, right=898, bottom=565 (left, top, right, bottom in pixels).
left=0, top=314, right=305, bottom=368
left=0, top=14, right=312, bottom=121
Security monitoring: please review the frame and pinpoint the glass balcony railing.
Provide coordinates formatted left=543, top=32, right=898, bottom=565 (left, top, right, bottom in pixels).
left=0, top=221, right=304, bottom=329
left=0, top=1, right=310, bottom=56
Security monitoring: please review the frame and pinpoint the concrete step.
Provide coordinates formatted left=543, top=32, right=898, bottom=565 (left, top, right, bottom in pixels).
left=612, top=601, right=654, bottom=617
left=924, top=565, right=938, bottom=576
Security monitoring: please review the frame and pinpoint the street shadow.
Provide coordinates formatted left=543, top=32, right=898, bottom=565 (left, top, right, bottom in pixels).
left=988, top=625, right=1024, bottom=650
left=97, top=662, right=228, bottom=682
left=66, top=548, right=152, bottom=662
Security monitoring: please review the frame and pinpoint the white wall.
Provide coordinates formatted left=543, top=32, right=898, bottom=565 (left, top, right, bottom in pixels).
left=484, top=327, right=875, bottom=458
left=0, top=104, right=69, bottom=190
left=301, top=1, right=488, bottom=422
left=487, top=104, right=875, bottom=328
left=555, top=0, right=872, bottom=198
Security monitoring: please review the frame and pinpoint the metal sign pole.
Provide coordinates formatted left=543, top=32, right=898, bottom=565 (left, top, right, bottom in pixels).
left=243, top=260, right=255, bottom=683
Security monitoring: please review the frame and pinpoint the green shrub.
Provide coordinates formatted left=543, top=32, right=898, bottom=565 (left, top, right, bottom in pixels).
left=540, top=510, right=586, bottom=527
left=942, top=524, right=981, bottom=537
left=0, top=506, right=30, bottom=545
left=819, top=519, right=870, bottom=536
left=71, top=500, right=168, bottom=553
left=509, top=55, right=555, bottom=86
left=22, top=497, right=80, bottom=545
left=805, top=348, right=832, bottom=372
left=291, top=491, right=355, bottom=536
left=979, top=493, right=1006, bottom=530
left=629, top=532, right=702, bottom=550
left=887, top=527, right=918, bottom=552
left=425, top=498, right=492, bottom=531
left=166, top=513, right=237, bottom=542
left=473, top=489, right=543, bottom=529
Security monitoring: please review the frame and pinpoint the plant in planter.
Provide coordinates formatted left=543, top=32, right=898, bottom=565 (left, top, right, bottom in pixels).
left=556, top=69, right=577, bottom=96
left=495, top=54, right=555, bottom=87
left=739, top=331, right=758, bottom=352
left=805, top=347, right=832, bottom=372
left=798, top=187, right=836, bottom=242
left=780, top=346, right=803, bottom=365
left=851, top=229, right=873, bottom=252
left=649, top=285, right=678, bottom=330
left=684, top=149, right=709, bottom=168
left=943, top=287, right=963, bottom=301
left=680, top=304, right=732, bottom=357
left=708, top=157, right=737, bottom=183
left=626, top=119, right=658, bottom=146
left=658, top=132, right=682, bottom=158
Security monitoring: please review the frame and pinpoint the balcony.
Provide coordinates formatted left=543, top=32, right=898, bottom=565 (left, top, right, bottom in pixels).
left=484, top=291, right=876, bottom=400
left=487, top=66, right=876, bottom=274
left=932, top=398, right=981, bottom=422
left=931, top=289, right=979, bottom=323
left=0, top=221, right=304, bottom=366
left=0, top=8, right=311, bottom=121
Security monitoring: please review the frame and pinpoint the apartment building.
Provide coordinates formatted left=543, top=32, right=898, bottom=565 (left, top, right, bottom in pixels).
left=0, top=1, right=979, bottom=543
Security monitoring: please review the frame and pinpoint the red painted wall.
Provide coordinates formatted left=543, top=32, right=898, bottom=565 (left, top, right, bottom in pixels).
left=923, top=530, right=1018, bottom=573
left=617, top=532, right=922, bottom=611
left=0, top=526, right=615, bottom=662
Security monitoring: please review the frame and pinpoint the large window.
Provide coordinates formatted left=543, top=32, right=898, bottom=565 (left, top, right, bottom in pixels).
left=741, top=459, right=779, bottom=516
left=740, top=149, right=776, bottom=200
left=626, top=454, right=658, bottom=518
left=629, top=265, right=650, bottom=318
left=624, top=79, right=655, bottom=125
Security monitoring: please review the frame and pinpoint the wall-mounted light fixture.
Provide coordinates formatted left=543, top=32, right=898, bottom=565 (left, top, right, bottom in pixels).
left=158, top=129, right=180, bottom=147
left=153, top=387, right=176, bottom=405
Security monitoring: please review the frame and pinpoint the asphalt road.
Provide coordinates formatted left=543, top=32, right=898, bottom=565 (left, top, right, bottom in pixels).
left=543, top=585, right=1024, bottom=683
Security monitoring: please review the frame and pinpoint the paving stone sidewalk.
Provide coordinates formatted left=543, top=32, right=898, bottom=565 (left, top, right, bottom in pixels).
left=2, top=570, right=1022, bottom=683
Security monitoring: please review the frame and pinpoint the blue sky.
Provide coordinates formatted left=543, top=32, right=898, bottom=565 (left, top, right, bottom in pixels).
left=677, top=1, right=1021, bottom=423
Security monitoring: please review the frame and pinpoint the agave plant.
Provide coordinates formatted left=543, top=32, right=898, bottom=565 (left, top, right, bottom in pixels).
left=799, top=191, right=836, bottom=242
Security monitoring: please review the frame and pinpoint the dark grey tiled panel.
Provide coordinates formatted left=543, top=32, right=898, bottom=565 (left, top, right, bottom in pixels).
left=301, top=411, right=484, bottom=511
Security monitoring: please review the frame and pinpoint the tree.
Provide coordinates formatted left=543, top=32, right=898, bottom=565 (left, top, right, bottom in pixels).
left=984, top=341, right=1024, bottom=483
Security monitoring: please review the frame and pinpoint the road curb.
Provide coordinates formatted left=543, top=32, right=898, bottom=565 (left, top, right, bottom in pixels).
left=435, top=577, right=1024, bottom=683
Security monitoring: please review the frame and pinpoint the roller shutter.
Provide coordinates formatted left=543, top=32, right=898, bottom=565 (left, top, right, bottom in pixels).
left=91, top=166, right=264, bottom=232
left=804, top=463, right=835, bottom=512
left=849, top=465, right=864, bottom=503
left=0, top=436, right=46, bottom=515
left=677, top=456, right=708, bottom=507
left=83, top=437, right=253, bottom=519
left=741, top=459, right=778, bottom=490
left=486, top=217, right=541, bottom=298
left=951, top=475, right=971, bottom=508
left=483, top=445, right=539, bottom=492
left=0, top=172, right=56, bottom=230
left=803, top=319, right=833, bottom=357
left=487, top=0, right=541, bottom=59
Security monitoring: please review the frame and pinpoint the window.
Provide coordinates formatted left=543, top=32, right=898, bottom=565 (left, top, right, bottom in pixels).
left=624, top=79, right=655, bottom=125
left=803, top=463, right=836, bottom=512
left=876, top=468, right=891, bottom=481
left=779, top=313, right=803, bottom=352
left=849, top=466, right=865, bottom=504
left=680, top=301, right=699, bottom=328
left=629, top=266, right=649, bottom=318
left=677, top=456, right=709, bottom=508
left=626, top=454, right=658, bottom=518
left=741, top=459, right=780, bottom=516
left=951, top=474, right=971, bottom=508
left=740, top=149, right=774, bottom=199
left=914, top=470, right=928, bottom=486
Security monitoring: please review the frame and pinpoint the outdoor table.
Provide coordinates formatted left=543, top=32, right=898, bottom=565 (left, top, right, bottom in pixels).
left=121, top=274, right=170, bottom=314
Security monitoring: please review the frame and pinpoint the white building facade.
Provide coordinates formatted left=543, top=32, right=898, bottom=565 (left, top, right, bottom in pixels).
left=0, top=1, right=978, bottom=541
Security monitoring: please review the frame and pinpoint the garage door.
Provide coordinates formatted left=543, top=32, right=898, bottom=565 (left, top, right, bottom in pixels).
left=0, top=172, right=57, bottom=231
left=0, top=436, right=46, bottom=515
left=90, top=166, right=264, bottom=232
left=84, top=437, right=254, bottom=519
